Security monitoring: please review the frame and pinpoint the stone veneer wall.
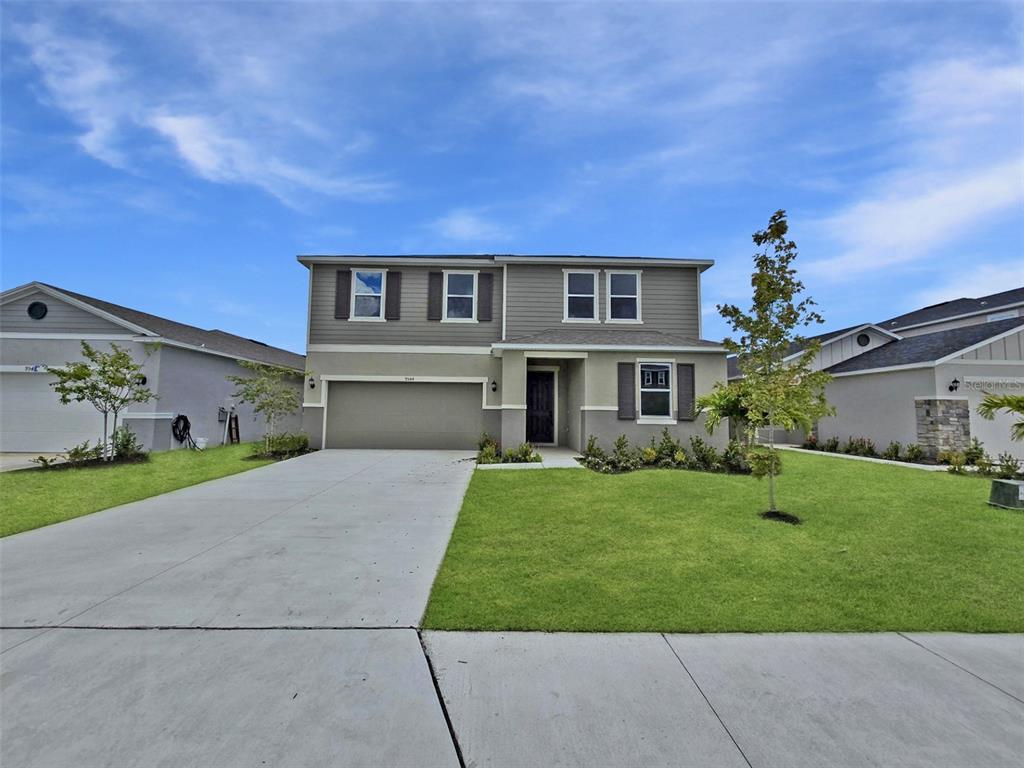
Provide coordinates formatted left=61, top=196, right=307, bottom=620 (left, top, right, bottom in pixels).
left=915, top=398, right=970, bottom=458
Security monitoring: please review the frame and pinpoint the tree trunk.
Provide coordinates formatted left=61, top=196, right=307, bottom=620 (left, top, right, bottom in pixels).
left=111, top=411, right=119, bottom=461
left=102, top=412, right=109, bottom=461
left=767, top=413, right=777, bottom=512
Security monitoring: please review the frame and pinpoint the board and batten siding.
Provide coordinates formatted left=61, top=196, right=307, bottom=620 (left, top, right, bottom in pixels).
left=503, top=264, right=701, bottom=339
left=0, top=291, right=128, bottom=335
left=954, top=328, right=1024, bottom=361
left=308, top=264, right=503, bottom=345
left=811, top=328, right=893, bottom=370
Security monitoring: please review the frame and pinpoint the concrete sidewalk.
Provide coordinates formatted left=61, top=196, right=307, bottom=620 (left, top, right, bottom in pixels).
left=425, top=631, right=1024, bottom=768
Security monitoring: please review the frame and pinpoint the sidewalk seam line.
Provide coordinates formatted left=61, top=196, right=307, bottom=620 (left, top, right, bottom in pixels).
left=661, top=633, right=754, bottom=768
left=418, top=630, right=467, bottom=768
left=896, top=632, right=1024, bottom=705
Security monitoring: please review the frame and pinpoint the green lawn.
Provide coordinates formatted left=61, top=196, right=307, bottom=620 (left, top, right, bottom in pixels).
left=424, top=453, right=1024, bottom=632
left=0, top=444, right=273, bottom=537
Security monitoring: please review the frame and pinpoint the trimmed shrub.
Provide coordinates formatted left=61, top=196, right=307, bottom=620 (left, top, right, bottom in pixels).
left=939, top=450, right=966, bottom=474
left=259, top=432, right=311, bottom=459
left=478, top=433, right=500, bottom=453
left=641, top=446, right=659, bottom=465
left=801, top=434, right=819, bottom=450
left=963, top=438, right=985, bottom=466
left=821, top=436, right=840, bottom=453
left=502, top=442, right=543, bottom=464
left=904, top=443, right=924, bottom=463
left=65, top=440, right=103, bottom=467
left=113, top=425, right=148, bottom=461
left=995, top=452, right=1022, bottom=480
left=656, top=428, right=682, bottom=462
left=478, top=442, right=500, bottom=464
left=843, top=436, right=876, bottom=457
left=687, top=436, right=722, bottom=472
left=611, top=435, right=641, bottom=472
left=881, top=441, right=902, bottom=461
left=722, top=440, right=751, bottom=475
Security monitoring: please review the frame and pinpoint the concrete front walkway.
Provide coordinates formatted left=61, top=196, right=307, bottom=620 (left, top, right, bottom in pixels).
left=2, top=450, right=1022, bottom=767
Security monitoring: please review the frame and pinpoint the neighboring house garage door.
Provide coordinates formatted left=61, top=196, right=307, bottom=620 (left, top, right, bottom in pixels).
left=325, top=381, right=485, bottom=449
left=0, top=372, right=102, bottom=453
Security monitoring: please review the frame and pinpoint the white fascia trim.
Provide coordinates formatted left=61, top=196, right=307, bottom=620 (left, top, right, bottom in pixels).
left=0, top=332, right=141, bottom=340
left=317, top=374, right=499, bottom=409
left=123, top=412, right=175, bottom=420
left=12, top=283, right=157, bottom=336
left=304, top=267, right=313, bottom=348
left=581, top=405, right=618, bottom=411
left=307, top=343, right=493, bottom=355
left=495, top=256, right=715, bottom=271
left=604, top=269, right=642, bottom=324
left=781, top=323, right=902, bottom=363
left=298, top=256, right=496, bottom=268
left=889, top=301, right=1024, bottom=333
left=154, top=337, right=304, bottom=372
left=829, top=362, right=934, bottom=378
left=493, top=343, right=725, bottom=353
left=944, top=359, right=1024, bottom=366
left=524, top=350, right=588, bottom=358
left=934, top=323, right=1024, bottom=364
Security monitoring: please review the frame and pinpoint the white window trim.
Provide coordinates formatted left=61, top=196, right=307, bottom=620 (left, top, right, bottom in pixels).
left=527, top=365, right=559, bottom=446
left=442, top=270, right=479, bottom=323
left=563, top=268, right=600, bottom=323
left=636, top=359, right=676, bottom=424
left=349, top=268, right=388, bottom=322
left=606, top=269, right=642, bottom=324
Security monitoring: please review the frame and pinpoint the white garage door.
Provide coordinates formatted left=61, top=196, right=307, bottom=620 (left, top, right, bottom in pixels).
left=325, top=381, right=488, bottom=449
left=0, top=373, right=103, bottom=453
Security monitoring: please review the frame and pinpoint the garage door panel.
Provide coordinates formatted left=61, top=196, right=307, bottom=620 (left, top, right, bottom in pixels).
left=0, top=374, right=102, bottom=452
left=325, top=382, right=487, bottom=449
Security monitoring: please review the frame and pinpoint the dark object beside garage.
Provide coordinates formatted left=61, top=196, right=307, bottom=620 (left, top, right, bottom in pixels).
left=988, top=479, right=1024, bottom=510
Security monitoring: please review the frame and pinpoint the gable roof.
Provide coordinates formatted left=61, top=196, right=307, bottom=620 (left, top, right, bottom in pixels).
left=826, top=317, right=1024, bottom=375
left=726, top=323, right=893, bottom=379
left=3, top=282, right=304, bottom=370
left=878, top=286, right=1024, bottom=332
left=496, top=328, right=724, bottom=351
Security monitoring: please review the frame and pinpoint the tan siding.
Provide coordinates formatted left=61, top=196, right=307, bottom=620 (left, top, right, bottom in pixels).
left=1, top=291, right=128, bottom=334
left=308, top=264, right=502, bottom=345
left=504, top=264, right=700, bottom=339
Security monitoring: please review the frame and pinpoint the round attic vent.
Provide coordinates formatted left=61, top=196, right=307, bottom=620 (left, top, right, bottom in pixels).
left=27, top=301, right=48, bottom=320
left=856, top=333, right=870, bottom=347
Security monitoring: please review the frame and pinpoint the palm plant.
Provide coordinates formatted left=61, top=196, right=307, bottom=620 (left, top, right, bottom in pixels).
left=978, top=394, right=1024, bottom=441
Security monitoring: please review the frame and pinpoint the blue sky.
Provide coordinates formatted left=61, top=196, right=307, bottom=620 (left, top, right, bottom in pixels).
left=2, top=2, right=1022, bottom=353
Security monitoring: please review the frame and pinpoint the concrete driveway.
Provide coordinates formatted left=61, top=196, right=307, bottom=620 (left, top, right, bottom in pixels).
left=1, top=449, right=472, bottom=767
left=3, top=449, right=1022, bottom=767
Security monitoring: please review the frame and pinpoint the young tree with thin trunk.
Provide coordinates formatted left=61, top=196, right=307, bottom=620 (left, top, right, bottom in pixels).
left=226, top=361, right=302, bottom=453
left=48, top=342, right=156, bottom=461
left=718, top=210, right=834, bottom=518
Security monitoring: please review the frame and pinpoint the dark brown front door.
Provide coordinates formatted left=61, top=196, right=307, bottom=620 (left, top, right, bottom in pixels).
left=526, top=370, right=555, bottom=444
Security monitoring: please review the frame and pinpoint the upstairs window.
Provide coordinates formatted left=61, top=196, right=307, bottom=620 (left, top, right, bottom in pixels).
left=564, top=270, right=598, bottom=321
left=639, top=362, right=672, bottom=418
left=607, top=271, right=640, bottom=322
left=444, top=271, right=477, bottom=321
left=351, top=270, right=385, bottom=320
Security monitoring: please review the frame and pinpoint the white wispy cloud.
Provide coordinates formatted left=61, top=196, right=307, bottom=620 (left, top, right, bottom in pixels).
left=431, top=209, right=510, bottom=242
left=912, top=263, right=1024, bottom=308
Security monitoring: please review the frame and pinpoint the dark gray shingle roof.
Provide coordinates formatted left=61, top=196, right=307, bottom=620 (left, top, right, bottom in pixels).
left=44, top=284, right=305, bottom=370
left=502, top=328, right=723, bottom=348
left=826, top=317, right=1024, bottom=374
left=878, top=287, right=1024, bottom=331
left=727, top=324, right=860, bottom=379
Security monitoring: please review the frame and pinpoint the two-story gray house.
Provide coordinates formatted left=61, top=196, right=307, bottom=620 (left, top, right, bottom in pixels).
left=299, top=255, right=727, bottom=451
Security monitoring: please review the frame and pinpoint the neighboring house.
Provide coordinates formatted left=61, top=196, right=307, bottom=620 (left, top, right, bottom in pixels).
left=728, top=287, right=1024, bottom=460
left=298, top=255, right=727, bottom=451
left=0, top=282, right=304, bottom=453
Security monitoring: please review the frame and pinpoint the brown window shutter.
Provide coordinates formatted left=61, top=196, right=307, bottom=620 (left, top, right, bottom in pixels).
left=677, top=363, right=695, bottom=421
left=617, top=362, right=636, bottom=420
left=477, top=273, right=493, bottom=321
left=385, top=272, right=401, bottom=320
left=427, top=272, right=443, bottom=321
left=334, top=269, right=351, bottom=319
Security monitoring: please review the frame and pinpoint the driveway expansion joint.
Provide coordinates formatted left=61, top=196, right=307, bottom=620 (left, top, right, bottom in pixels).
left=418, top=629, right=467, bottom=768
left=660, top=633, right=754, bottom=768
left=896, top=632, right=1024, bottom=705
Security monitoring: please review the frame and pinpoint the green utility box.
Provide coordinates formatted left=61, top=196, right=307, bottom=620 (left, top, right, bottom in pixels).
left=988, top=479, right=1024, bottom=510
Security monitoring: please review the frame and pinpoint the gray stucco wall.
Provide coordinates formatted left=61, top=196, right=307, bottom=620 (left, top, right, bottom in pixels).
left=503, top=264, right=700, bottom=339
left=936, top=361, right=1024, bottom=460
left=308, top=264, right=503, bottom=346
left=817, top=368, right=936, bottom=449
left=1, top=291, right=128, bottom=335
left=153, top=345, right=303, bottom=450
